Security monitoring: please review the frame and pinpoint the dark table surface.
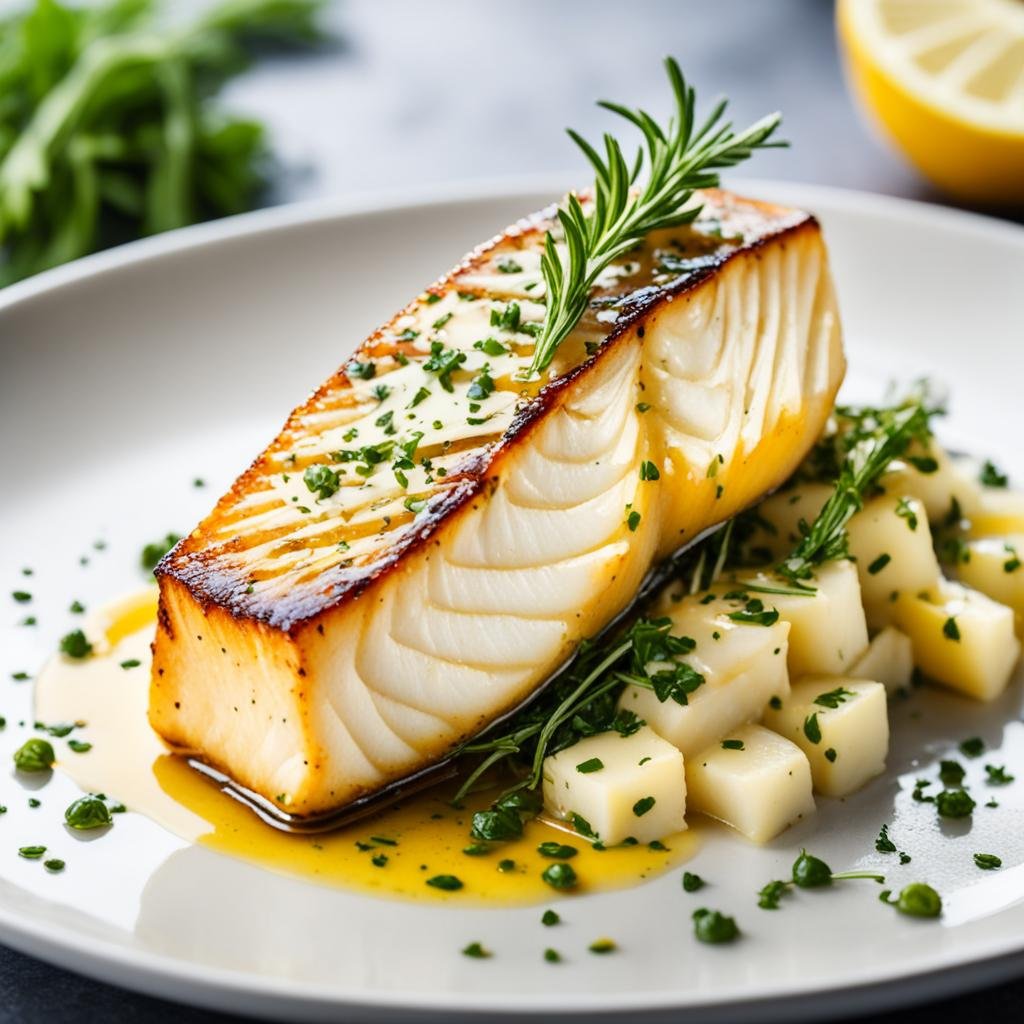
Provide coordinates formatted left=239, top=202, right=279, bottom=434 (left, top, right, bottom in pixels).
left=3, top=1, right=1021, bottom=1021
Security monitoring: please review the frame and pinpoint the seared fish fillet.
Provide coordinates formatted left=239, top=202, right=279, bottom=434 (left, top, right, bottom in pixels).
left=151, top=189, right=844, bottom=817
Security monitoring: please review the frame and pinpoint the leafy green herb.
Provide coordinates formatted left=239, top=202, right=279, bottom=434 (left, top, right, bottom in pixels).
left=541, top=909, right=560, bottom=926
left=813, top=686, right=855, bottom=709
left=632, top=796, right=655, bottom=817
left=461, top=941, right=490, bottom=958
left=626, top=509, right=642, bottom=532
left=985, top=764, right=1014, bottom=785
left=803, top=713, right=821, bottom=744
left=426, top=875, right=463, bottom=891
left=543, top=947, right=561, bottom=963
left=959, top=737, right=984, bottom=758
left=640, top=460, right=660, bottom=482
left=44, top=859, right=65, bottom=872
left=526, top=57, right=783, bottom=376
left=875, top=825, right=897, bottom=854
left=423, top=340, right=467, bottom=392
left=537, top=842, right=577, bottom=860
left=682, top=871, right=704, bottom=892
left=303, top=464, right=340, bottom=500
left=59, top=629, right=93, bottom=659
left=974, top=853, right=1002, bottom=870
left=65, top=794, right=112, bottom=830
left=67, top=739, right=92, bottom=754
left=0, top=0, right=327, bottom=285
left=895, top=497, right=919, bottom=531
left=942, top=616, right=960, bottom=642
left=542, top=863, right=578, bottom=890
left=727, top=598, right=779, bottom=626
left=18, top=846, right=46, bottom=859
left=907, top=455, right=939, bottom=474
left=13, top=738, right=55, bottom=772
left=824, top=747, right=837, bottom=763
left=11, top=590, right=32, bottom=603
left=979, top=460, right=1008, bottom=488
left=757, top=879, right=788, bottom=910
left=721, top=739, right=744, bottom=750
left=576, top=757, right=604, bottom=774
left=879, top=883, right=941, bottom=918
left=497, top=257, right=523, bottom=274
left=938, top=760, right=965, bottom=786
left=141, top=533, right=181, bottom=571
left=935, top=789, right=975, bottom=819
left=692, top=908, right=739, bottom=944
left=867, top=553, right=891, bottom=575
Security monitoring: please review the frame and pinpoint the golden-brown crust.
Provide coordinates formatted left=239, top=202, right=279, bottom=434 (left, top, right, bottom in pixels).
left=158, top=190, right=817, bottom=633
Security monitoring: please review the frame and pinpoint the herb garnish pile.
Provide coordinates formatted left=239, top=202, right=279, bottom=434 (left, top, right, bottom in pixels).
left=0, top=0, right=326, bottom=285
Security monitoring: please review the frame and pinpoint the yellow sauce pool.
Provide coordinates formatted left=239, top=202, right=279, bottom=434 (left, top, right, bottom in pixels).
left=35, top=589, right=698, bottom=904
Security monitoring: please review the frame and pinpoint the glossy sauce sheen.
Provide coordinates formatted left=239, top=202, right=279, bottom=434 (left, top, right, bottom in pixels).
left=35, top=591, right=697, bottom=904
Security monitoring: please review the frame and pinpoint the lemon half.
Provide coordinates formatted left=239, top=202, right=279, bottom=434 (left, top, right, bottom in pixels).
left=838, top=0, right=1024, bottom=205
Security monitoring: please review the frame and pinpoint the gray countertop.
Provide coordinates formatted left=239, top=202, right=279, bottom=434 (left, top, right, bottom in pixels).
left=2, top=1, right=1021, bottom=1020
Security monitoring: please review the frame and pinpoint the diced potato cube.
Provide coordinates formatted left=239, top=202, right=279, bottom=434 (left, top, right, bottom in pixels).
left=762, top=678, right=888, bottom=797
left=848, top=627, right=914, bottom=694
left=542, top=726, right=686, bottom=845
left=958, top=535, right=1024, bottom=626
left=892, top=580, right=1021, bottom=701
left=969, top=490, right=1024, bottom=539
left=619, top=593, right=790, bottom=757
left=846, top=494, right=941, bottom=629
left=685, top=723, right=814, bottom=843
left=749, top=561, right=868, bottom=677
left=739, top=483, right=833, bottom=562
left=879, top=444, right=981, bottom=524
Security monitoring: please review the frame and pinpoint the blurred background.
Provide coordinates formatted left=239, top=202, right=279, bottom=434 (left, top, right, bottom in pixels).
left=1, top=0, right=1021, bottom=288
left=1, top=1, right=1023, bottom=1021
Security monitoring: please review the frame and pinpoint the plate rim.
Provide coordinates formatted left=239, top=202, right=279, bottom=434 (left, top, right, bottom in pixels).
left=2, top=176, right=1024, bottom=1020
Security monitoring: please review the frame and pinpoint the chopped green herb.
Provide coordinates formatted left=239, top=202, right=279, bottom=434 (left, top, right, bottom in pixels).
left=632, top=796, right=656, bottom=817
left=542, top=863, right=578, bottom=890
left=120, top=659, right=141, bottom=670
left=867, top=553, right=891, bottom=575
left=346, top=360, right=376, bottom=380
left=141, top=534, right=181, bottom=571
left=727, top=598, right=779, bottom=626
left=588, top=938, right=616, bottom=954
left=974, top=853, right=1002, bottom=870
left=936, top=789, right=975, bottom=819
left=692, top=908, right=739, bottom=944
left=626, top=509, right=641, bottom=532
left=543, top=947, right=561, bottom=963
left=426, top=875, right=464, bottom=891
left=67, top=740, right=92, bottom=754
left=813, top=686, right=855, bottom=709
left=497, top=258, right=523, bottom=274
left=461, top=941, right=490, bottom=958
left=979, top=460, right=1008, bottom=488
left=44, top=859, right=65, bottom=872
left=875, top=825, right=897, bottom=854
left=824, top=747, right=837, bottom=763
left=721, top=739, right=744, bottom=750
left=18, top=846, right=46, bottom=859
left=537, top=842, right=577, bottom=860
left=803, top=713, right=822, bottom=744
left=303, top=464, right=341, bottom=500
left=65, top=794, right=112, bottom=830
left=942, top=616, right=961, bottom=642
left=69, top=600, right=85, bottom=614
left=640, top=460, right=660, bottom=482
left=11, top=591, right=31, bottom=603
left=757, top=879, right=788, bottom=910
left=895, top=497, right=919, bottom=531
left=682, top=871, right=704, bottom=893
left=985, top=764, right=1014, bottom=785
left=576, top=757, right=604, bottom=774
left=938, top=760, right=965, bottom=786
left=541, top=909, right=560, bottom=926
left=13, top=738, right=54, bottom=772
left=960, top=737, right=985, bottom=758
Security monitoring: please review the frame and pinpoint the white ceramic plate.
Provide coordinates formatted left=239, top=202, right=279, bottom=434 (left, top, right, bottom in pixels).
left=1, top=179, right=1024, bottom=1023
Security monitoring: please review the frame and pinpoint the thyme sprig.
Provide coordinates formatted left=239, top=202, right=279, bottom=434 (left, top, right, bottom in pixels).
left=527, top=57, right=785, bottom=377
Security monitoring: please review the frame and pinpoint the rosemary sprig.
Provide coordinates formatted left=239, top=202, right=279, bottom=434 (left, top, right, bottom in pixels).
left=527, top=57, right=785, bottom=377
left=776, top=397, right=935, bottom=586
